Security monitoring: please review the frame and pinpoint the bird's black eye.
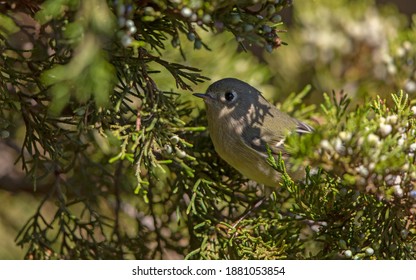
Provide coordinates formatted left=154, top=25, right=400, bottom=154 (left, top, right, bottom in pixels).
left=224, top=91, right=235, bottom=102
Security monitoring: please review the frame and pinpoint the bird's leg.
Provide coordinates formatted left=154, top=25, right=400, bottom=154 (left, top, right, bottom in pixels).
left=231, top=196, right=267, bottom=229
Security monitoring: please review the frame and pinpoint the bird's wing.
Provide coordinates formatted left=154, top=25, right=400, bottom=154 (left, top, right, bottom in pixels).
left=242, top=119, right=313, bottom=157
left=242, top=126, right=289, bottom=157
left=295, top=119, right=314, bottom=135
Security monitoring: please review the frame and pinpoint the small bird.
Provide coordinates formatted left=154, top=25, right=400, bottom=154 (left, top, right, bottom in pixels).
left=194, top=78, right=313, bottom=187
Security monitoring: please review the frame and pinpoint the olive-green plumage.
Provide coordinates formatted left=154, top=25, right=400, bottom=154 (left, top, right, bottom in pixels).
left=194, top=78, right=313, bottom=187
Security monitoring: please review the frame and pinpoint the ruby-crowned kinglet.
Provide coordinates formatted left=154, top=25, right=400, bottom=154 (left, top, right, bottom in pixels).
left=194, top=78, right=313, bottom=187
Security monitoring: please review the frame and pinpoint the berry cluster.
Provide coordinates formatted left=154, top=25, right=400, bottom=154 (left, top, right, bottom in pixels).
left=113, top=0, right=291, bottom=52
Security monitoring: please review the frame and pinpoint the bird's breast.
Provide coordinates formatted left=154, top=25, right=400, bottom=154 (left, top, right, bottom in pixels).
left=208, top=117, right=281, bottom=186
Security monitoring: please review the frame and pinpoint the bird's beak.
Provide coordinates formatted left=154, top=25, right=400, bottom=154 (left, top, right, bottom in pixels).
left=194, top=93, right=214, bottom=104
left=193, top=93, right=207, bottom=99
